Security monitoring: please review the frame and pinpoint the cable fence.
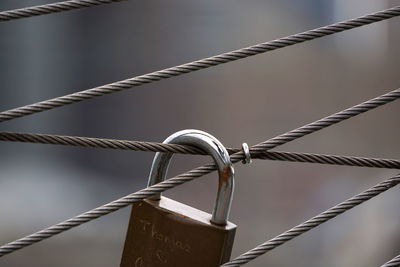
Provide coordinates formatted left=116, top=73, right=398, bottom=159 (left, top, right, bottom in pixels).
left=0, top=6, right=399, bottom=123
left=1, top=87, right=399, bottom=262
left=0, top=2, right=399, bottom=266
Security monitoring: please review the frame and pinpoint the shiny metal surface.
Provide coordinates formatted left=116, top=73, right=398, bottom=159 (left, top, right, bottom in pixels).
left=241, top=143, right=252, bottom=164
left=147, top=129, right=234, bottom=225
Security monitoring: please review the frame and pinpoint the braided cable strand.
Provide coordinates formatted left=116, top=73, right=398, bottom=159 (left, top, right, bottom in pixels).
left=381, top=255, right=400, bottom=267
left=254, top=151, right=400, bottom=169
left=1, top=131, right=400, bottom=169
left=0, top=88, right=397, bottom=256
left=222, top=174, right=400, bottom=266
left=0, top=131, right=206, bottom=155
left=0, top=0, right=126, bottom=22
left=246, top=88, right=400, bottom=153
left=1, top=6, right=400, bottom=123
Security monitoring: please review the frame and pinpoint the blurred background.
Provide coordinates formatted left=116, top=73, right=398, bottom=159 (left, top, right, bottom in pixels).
left=0, top=0, right=399, bottom=266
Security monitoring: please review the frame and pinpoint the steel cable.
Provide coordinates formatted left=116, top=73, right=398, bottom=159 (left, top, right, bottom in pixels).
left=381, top=255, right=400, bottom=267
left=0, top=131, right=399, bottom=169
left=0, top=0, right=126, bottom=22
left=232, top=88, right=400, bottom=155
left=0, top=131, right=206, bottom=155
left=222, top=174, right=400, bottom=266
left=0, top=88, right=397, bottom=257
left=0, top=6, right=400, bottom=123
left=254, top=151, right=400, bottom=169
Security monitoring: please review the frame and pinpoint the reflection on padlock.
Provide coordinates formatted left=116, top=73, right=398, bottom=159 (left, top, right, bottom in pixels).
left=120, top=129, right=236, bottom=267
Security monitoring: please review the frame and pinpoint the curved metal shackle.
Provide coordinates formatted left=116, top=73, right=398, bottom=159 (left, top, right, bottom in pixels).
left=147, top=129, right=235, bottom=226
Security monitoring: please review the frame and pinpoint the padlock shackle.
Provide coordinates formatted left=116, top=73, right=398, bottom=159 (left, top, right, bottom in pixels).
left=147, top=129, right=234, bottom=226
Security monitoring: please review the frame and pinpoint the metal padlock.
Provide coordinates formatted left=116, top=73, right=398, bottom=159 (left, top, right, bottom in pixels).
left=121, top=129, right=236, bottom=267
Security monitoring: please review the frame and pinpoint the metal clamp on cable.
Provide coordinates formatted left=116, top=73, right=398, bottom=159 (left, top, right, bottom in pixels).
left=241, top=143, right=252, bottom=164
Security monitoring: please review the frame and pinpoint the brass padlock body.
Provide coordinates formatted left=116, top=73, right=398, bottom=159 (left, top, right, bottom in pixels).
left=121, top=197, right=236, bottom=267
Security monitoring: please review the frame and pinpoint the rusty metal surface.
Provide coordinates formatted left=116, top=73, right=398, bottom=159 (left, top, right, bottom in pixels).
left=121, top=197, right=236, bottom=267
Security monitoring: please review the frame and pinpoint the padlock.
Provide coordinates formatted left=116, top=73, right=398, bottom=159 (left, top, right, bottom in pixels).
left=120, top=129, right=236, bottom=267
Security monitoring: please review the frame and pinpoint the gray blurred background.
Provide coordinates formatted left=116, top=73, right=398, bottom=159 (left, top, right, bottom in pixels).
left=0, top=0, right=399, bottom=266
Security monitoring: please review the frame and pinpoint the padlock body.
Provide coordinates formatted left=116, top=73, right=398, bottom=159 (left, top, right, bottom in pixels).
left=120, top=197, right=236, bottom=267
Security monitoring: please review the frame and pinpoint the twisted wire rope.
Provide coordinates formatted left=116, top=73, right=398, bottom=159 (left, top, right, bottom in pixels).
left=0, top=3, right=399, bottom=264
left=1, top=6, right=400, bottom=123
left=0, top=0, right=126, bottom=22
left=381, top=255, right=400, bottom=267
left=222, top=174, right=400, bottom=266
left=1, top=131, right=399, bottom=169
left=0, top=88, right=397, bottom=257
left=0, top=131, right=206, bottom=155
left=254, top=151, right=400, bottom=169
left=235, top=88, right=400, bottom=154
